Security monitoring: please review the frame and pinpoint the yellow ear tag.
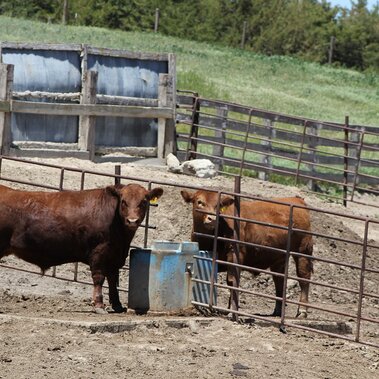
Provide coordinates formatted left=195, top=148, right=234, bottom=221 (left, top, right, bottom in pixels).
left=220, top=206, right=226, bottom=212
left=150, top=197, right=158, bottom=205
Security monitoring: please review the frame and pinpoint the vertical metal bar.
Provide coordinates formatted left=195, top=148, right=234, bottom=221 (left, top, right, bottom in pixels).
left=80, top=171, right=85, bottom=190
left=0, top=156, right=2, bottom=178
left=186, top=95, right=200, bottom=160
left=143, top=182, right=152, bottom=249
left=239, top=109, right=252, bottom=178
left=208, top=191, right=222, bottom=309
left=280, top=205, right=294, bottom=328
left=295, top=121, right=308, bottom=185
left=351, top=131, right=365, bottom=202
left=230, top=177, right=241, bottom=320
left=114, top=165, right=121, bottom=185
left=343, top=116, right=349, bottom=207
left=59, top=168, right=65, bottom=191
left=355, top=219, right=369, bottom=343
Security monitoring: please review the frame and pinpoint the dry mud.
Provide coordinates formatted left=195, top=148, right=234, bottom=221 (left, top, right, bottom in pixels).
left=0, top=156, right=378, bottom=379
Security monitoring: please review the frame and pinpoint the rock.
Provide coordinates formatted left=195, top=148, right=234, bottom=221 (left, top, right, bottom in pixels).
left=181, top=159, right=217, bottom=178
left=166, top=154, right=217, bottom=178
left=166, top=153, right=182, bottom=173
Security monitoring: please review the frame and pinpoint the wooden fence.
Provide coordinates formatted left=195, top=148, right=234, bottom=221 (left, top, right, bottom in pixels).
left=176, top=91, right=379, bottom=205
left=0, top=42, right=176, bottom=160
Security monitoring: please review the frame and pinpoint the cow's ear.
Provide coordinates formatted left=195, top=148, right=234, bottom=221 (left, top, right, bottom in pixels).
left=148, top=187, right=163, bottom=203
left=106, top=185, right=120, bottom=197
left=221, top=196, right=234, bottom=210
left=181, top=190, right=194, bottom=203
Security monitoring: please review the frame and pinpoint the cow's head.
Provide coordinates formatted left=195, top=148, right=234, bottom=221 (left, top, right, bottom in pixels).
left=108, top=184, right=163, bottom=231
left=181, top=189, right=234, bottom=231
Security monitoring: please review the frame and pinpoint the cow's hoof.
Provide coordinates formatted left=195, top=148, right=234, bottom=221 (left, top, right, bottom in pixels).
left=94, top=307, right=108, bottom=315
left=296, top=310, right=308, bottom=319
left=112, top=304, right=127, bottom=313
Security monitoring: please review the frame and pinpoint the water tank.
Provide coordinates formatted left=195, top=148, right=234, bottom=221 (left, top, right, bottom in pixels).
left=128, top=241, right=216, bottom=313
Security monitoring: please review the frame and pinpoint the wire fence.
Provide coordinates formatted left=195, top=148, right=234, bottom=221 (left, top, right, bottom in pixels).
left=0, top=155, right=378, bottom=348
left=176, top=91, right=379, bottom=209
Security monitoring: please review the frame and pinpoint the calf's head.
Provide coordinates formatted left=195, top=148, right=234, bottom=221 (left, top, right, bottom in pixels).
left=181, top=189, right=234, bottom=231
left=108, top=184, right=163, bottom=231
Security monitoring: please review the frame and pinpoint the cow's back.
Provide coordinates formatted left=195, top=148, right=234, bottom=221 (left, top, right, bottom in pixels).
left=0, top=186, right=118, bottom=270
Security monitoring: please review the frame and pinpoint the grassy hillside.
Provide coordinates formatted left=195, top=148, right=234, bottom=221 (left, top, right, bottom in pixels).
left=0, top=16, right=378, bottom=127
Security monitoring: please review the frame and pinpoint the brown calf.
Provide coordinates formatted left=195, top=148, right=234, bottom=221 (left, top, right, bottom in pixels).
left=0, top=183, right=163, bottom=314
left=181, top=189, right=313, bottom=318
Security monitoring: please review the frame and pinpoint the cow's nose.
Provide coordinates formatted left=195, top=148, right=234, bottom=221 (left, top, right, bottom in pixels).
left=127, top=218, right=139, bottom=226
left=204, top=215, right=216, bottom=224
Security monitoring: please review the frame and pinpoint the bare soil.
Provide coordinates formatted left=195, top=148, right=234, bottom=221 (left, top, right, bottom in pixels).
left=0, top=156, right=378, bottom=379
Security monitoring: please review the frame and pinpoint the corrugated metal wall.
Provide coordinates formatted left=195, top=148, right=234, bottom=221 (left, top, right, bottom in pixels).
left=2, top=48, right=81, bottom=143
left=1, top=45, right=170, bottom=147
left=87, top=54, right=167, bottom=147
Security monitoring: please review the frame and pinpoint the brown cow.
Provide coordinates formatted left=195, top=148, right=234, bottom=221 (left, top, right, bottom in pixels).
left=0, top=183, right=163, bottom=314
left=181, top=189, right=313, bottom=318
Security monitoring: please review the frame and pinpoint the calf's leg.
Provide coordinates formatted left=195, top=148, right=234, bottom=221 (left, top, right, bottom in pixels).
left=271, top=264, right=285, bottom=317
left=91, top=270, right=107, bottom=314
left=294, top=236, right=313, bottom=318
left=107, top=271, right=126, bottom=313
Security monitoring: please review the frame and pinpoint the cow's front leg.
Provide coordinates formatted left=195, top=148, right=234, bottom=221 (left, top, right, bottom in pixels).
left=226, top=242, right=240, bottom=322
left=107, top=271, right=126, bottom=313
left=92, top=270, right=107, bottom=314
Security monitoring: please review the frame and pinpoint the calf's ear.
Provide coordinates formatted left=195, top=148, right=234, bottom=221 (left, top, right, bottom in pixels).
left=180, top=190, right=194, bottom=203
left=106, top=184, right=123, bottom=197
left=221, top=196, right=234, bottom=209
left=148, top=187, right=164, bottom=202
left=106, top=185, right=118, bottom=197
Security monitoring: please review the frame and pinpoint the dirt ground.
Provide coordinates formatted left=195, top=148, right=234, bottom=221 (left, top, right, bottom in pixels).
left=0, top=156, right=378, bottom=379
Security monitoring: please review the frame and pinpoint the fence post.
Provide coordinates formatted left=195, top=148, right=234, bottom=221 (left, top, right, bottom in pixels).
left=328, top=36, right=335, bottom=65
left=213, top=105, right=228, bottom=171
left=349, top=124, right=361, bottom=196
left=258, top=119, right=275, bottom=181
left=158, top=73, right=176, bottom=159
left=0, top=63, right=14, bottom=156
left=78, top=70, right=98, bottom=161
left=240, top=21, right=247, bottom=49
left=307, top=123, right=319, bottom=191
left=154, top=8, right=160, bottom=33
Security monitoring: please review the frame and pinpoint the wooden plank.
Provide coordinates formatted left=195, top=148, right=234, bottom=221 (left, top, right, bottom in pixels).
left=96, top=95, right=158, bottom=107
left=78, top=70, right=97, bottom=160
left=1, top=42, right=82, bottom=52
left=0, top=64, right=13, bottom=155
left=86, top=46, right=170, bottom=61
left=10, top=100, right=173, bottom=119
left=158, top=73, right=176, bottom=158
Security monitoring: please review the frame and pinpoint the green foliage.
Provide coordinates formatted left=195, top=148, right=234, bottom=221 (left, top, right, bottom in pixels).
left=1, top=0, right=379, bottom=71
left=0, top=14, right=378, bottom=127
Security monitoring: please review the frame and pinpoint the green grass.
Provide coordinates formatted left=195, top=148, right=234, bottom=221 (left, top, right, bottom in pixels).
left=0, top=15, right=378, bottom=127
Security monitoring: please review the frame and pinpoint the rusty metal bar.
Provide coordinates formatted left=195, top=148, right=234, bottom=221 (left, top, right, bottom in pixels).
left=343, top=116, right=349, bottom=206
left=114, top=164, right=121, bottom=185
left=355, top=219, right=369, bottom=342
left=351, top=131, right=365, bottom=202
left=280, top=205, right=294, bottom=328
left=186, top=94, right=200, bottom=160
left=208, top=191, right=223, bottom=309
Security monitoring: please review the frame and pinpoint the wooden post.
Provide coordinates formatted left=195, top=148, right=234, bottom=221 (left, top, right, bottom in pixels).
left=0, top=64, right=14, bottom=156
left=328, top=36, right=335, bottom=65
left=213, top=106, right=228, bottom=171
left=240, top=21, right=247, bottom=49
left=62, top=0, right=69, bottom=25
left=307, top=123, right=319, bottom=191
left=78, top=70, right=98, bottom=160
left=258, top=119, right=275, bottom=181
left=343, top=116, right=349, bottom=207
left=158, top=73, right=175, bottom=159
left=154, top=8, right=160, bottom=33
